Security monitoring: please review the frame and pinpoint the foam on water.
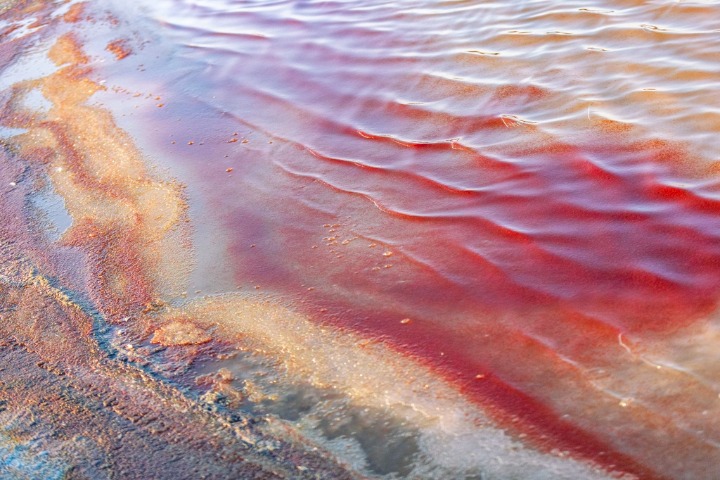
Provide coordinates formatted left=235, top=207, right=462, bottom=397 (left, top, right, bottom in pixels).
left=159, top=293, right=624, bottom=479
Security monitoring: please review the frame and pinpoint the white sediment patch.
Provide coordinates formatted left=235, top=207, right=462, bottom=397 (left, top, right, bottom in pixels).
left=161, top=294, right=626, bottom=479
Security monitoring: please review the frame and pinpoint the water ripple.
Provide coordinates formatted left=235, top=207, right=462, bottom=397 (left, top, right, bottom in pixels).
left=115, top=0, right=720, bottom=476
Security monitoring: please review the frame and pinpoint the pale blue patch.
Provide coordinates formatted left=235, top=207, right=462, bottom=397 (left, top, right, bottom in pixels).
left=0, top=126, right=27, bottom=138
left=0, top=433, right=68, bottom=480
left=28, top=182, right=73, bottom=242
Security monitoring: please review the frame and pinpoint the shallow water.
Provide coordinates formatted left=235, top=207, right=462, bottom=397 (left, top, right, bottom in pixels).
left=101, top=0, right=720, bottom=476
left=3, top=0, right=720, bottom=478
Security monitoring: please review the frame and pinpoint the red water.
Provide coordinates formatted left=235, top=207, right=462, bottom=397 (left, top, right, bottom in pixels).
left=93, top=0, right=720, bottom=477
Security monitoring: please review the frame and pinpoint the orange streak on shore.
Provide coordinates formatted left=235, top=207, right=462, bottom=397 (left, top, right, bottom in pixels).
left=6, top=32, right=190, bottom=321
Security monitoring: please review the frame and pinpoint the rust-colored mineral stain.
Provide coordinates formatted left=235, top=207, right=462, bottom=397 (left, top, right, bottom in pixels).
left=106, top=38, right=131, bottom=60
left=49, top=32, right=90, bottom=65
left=63, top=2, right=85, bottom=23
left=6, top=31, right=191, bottom=321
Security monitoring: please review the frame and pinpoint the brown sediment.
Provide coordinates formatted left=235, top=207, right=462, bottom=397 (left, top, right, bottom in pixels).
left=63, top=2, right=86, bottom=23
left=151, top=319, right=212, bottom=346
left=0, top=253, right=360, bottom=478
left=106, top=39, right=131, bottom=60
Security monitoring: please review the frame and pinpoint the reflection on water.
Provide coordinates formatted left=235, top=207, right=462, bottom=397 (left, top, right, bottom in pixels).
left=3, top=0, right=720, bottom=478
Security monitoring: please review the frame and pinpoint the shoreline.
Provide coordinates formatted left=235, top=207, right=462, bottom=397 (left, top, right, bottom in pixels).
left=2, top=1, right=720, bottom=479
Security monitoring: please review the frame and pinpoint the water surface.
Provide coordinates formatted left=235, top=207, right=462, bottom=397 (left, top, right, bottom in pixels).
left=94, top=0, right=720, bottom=477
left=4, top=0, right=720, bottom=478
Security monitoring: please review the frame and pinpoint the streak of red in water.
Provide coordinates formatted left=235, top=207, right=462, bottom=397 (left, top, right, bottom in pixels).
left=140, top=72, right=718, bottom=479
left=97, top=2, right=720, bottom=475
left=216, top=125, right=720, bottom=479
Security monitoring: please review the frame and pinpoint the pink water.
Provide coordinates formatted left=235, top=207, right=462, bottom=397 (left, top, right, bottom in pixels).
left=81, top=0, right=720, bottom=477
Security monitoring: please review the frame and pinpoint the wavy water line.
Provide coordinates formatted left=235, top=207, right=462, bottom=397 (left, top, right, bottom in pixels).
left=66, top=0, right=720, bottom=477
